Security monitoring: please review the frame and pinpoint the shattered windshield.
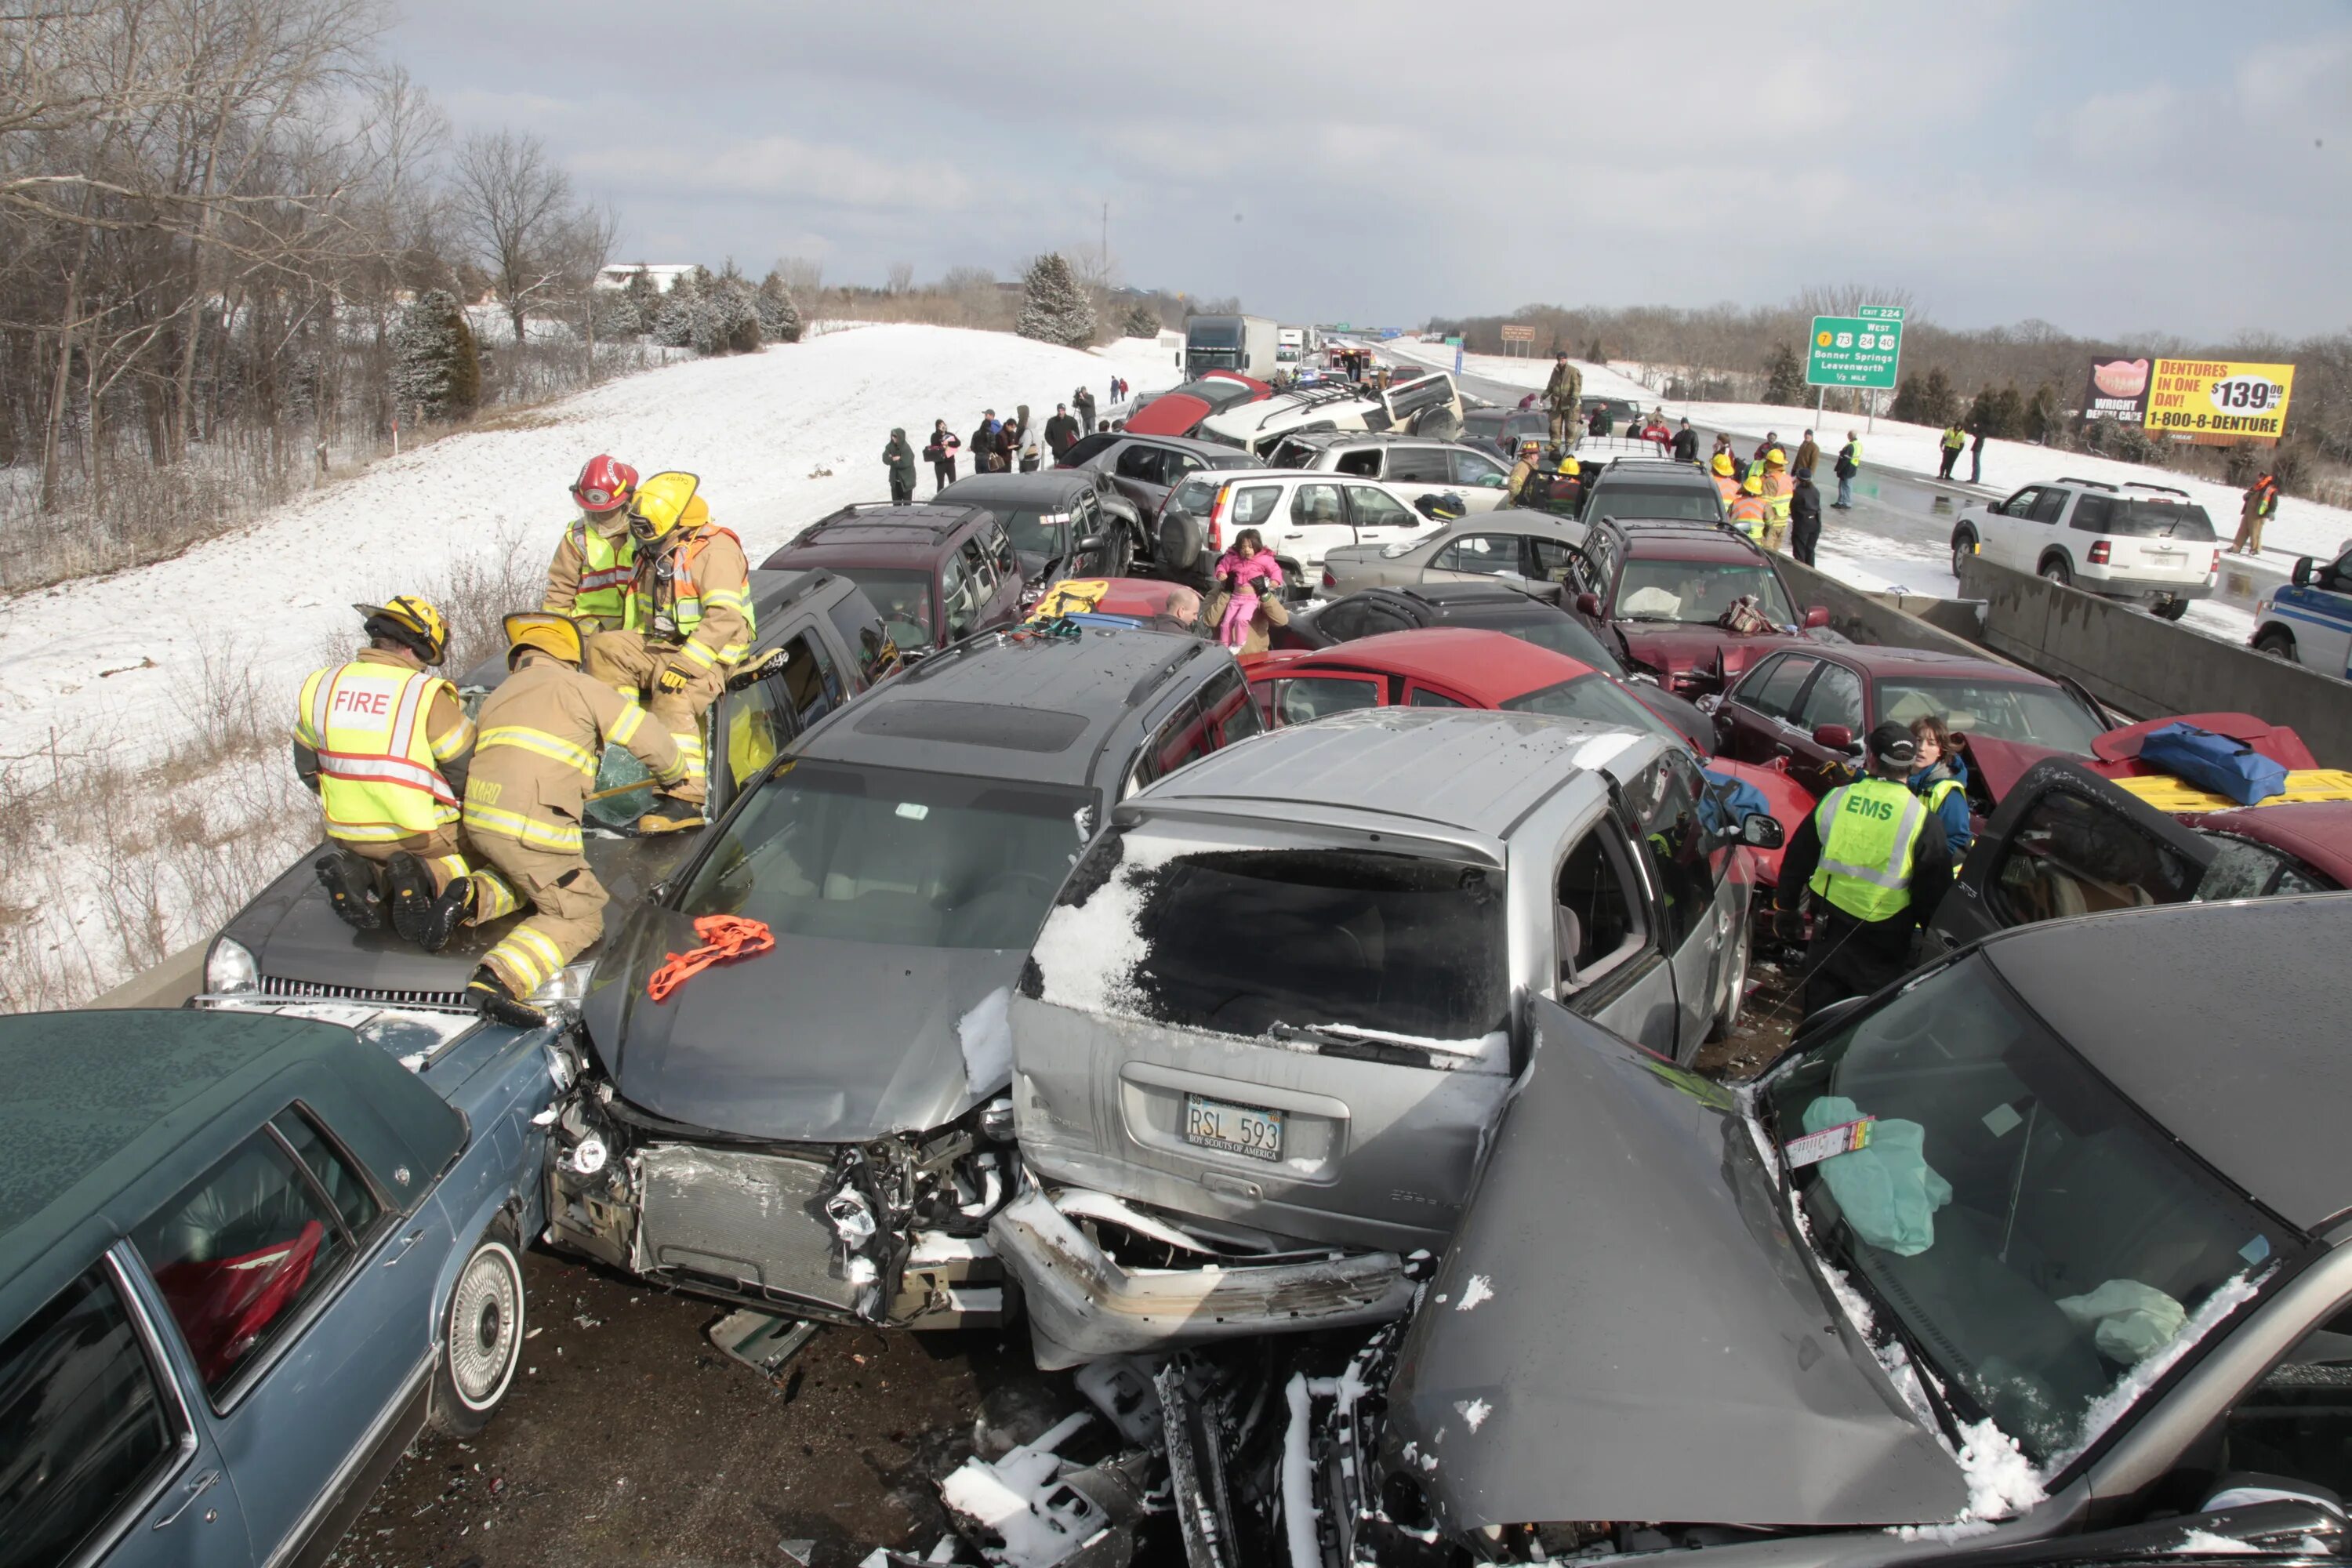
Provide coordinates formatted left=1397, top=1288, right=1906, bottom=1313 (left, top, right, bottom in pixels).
left=1766, top=956, right=2295, bottom=1466
left=1615, top=558, right=1798, bottom=626
left=681, top=761, right=1094, bottom=950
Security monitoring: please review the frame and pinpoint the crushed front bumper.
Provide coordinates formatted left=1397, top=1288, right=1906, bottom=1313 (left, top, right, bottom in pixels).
left=989, top=1185, right=1418, bottom=1370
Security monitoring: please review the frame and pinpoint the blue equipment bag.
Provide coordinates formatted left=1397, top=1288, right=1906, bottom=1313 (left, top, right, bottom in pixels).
left=2137, top=720, right=2288, bottom=807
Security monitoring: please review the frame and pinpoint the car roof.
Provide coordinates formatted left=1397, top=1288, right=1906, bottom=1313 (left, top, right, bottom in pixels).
left=1978, top=895, right=2352, bottom=1232
left=771, top=503, right=990, bottom=564
left=1107, top=433, right=1249, bottom=458
left=1133, top=706, right=1642, bottom=841
left=1622, top=531, right=1769, bottom=563
left=1381, top=580, right=1566, bottom=612
left=798, top=626, right=1225, bottom=789
left=1275, top=627, right=1592, bottom=699
left=1737, top=636, right=2055, bottom=684
left=1592, top=463, right=1715, bottom=486
left=935, top=473, right=1094, bottom=504
left=1276, top=430, right=1457, bottom=449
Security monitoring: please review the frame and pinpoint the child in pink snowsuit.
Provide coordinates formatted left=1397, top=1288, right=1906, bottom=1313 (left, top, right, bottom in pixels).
left=1214, top=532, right=1283, bottom=649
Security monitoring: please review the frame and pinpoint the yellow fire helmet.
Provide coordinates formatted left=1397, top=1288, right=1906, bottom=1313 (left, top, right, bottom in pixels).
left=1743, top=473, right=1766, bottom=495
left=355, top=594, right=450, bottom=665
left=626, top=470, right=702, bottom=546
left=502, top=611, right=583, bottom=667
left=1711, top=452, right=1734, bottom=476
left=1557, top=456, right=1581, bottom=475
left=1766, top=447, right=1788, bottom=468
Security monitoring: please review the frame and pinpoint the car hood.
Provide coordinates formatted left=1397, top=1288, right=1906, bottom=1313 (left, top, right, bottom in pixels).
left=1385, top=1004, right=1969, bottom=1534
left=584, top=903, right=1020, bottom=1141
left=217, top=833, right=689, bottom=1001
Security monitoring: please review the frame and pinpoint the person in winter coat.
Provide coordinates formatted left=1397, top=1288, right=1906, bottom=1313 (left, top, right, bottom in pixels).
left=1544, top=352, right=1583, bottom=442
left=1795, top=431, right=1821, bottom=481
left=1969, top=424, right=1987, bottom=485
left=971, top=414, right=1002, bottom=474
left=1008, top=404, right=1031, bottom=457
left=1671, top=419, right=1700, bottom=463
left=1833, top=432, right=1861, bottom=509
left=2231, top=471, right=2281, bottom=555
left=1044, top=403, right=1083, bottom=461
left=1018, top=440, right=1042, bottom=473
left=1905, top=715, right=1973, bottom=862
left=1937, top=423, right=1966, bottom=479
left=1587, top=403, right=1613, bottom=437
left=1638, top=416, right=1671, bottom=449
left=883, top=427, right=917, bottom=503
left=1073, top=385, right=1097, bottom=432
left=1789, top=474, right=1823, bottom=567
left=924, top=419, right=960, bottom=492
left=1211, top=529, right=1286, bottom=649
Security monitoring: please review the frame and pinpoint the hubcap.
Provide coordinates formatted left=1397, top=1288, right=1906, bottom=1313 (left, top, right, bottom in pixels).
left=448, top=1244, right=521, bottom=1409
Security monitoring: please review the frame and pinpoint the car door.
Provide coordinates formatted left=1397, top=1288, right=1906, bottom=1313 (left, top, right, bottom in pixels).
left=1448, top=447, right=1512, bottom=511
left=1378, top=446, right=1457, bottom=511
left=1276, top=480, right=1356, bottom=571
left=1421, top=531, right=1526, bottom=585
left=1551, top=815, right=1682, bottom=1056
left=1926, top=757, right=2210, bottom=952
left=1785, top=658, right=1866, bottom=796
left=1108, top=441, right=1171, bottom=516
left=1980, top=485, right=2042, bottom=566
left=0, top=1256, right=254, bottom=1568
left=127, top=1107, right=451, bottom=1566
left=1253, top=669, right=1389, bottom=726
left=1618, top=747, right=1735, bottom=1059
left=1342, top=483, right=1423, bottom=550
left=1715, top=652, right=1818, bottom=768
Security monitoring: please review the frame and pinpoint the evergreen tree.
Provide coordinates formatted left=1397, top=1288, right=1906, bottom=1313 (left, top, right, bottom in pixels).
left=1987, top=384, right=2025, bottom=440
left=2023, top=383, right=2060, bottom=445
left=1922, top=366, right=1959, bottom=425
left=1889, top=373, right=1924, bottom=424
left=623, top=268, right=661, bottom=330
left=1965, top=386, right=1998, bottom=433
left=696, top=263, right=762, bottom=355
left=1015, top=252, right=1096, bottom=347
left=1762, top=343, right=1804, bottom=405
left=756, top=269, right=803, bottom=343
left=650, top=267, right=704, bottom=348
left=391, top=289, right=479, bottom=421
left=1120, top=301, right=1160, bottom=338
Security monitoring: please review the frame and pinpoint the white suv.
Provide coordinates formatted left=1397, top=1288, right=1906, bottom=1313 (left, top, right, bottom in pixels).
left=1156, top=468, right=1442, bottom=591
left=1260, top=431, right=1511, bottom=514
left=1198, top=369, right=1465, bottom=459
left=1951, top=477, right=2219, bottom=620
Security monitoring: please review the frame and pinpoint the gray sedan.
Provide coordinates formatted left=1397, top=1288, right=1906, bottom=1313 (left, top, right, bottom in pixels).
left=1319, top=507, right=1588, bottom=597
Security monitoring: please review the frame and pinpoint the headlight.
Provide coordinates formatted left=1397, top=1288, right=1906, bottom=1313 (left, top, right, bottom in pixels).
left=531, top=961, right=593, bottom=1007
left=205, top=937, right=259, bottom=994
left=1380, top=540, right=1416, bottom=559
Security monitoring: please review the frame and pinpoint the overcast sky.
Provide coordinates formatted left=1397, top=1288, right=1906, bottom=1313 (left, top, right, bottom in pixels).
left=390, top=0, right=2351, bottom=343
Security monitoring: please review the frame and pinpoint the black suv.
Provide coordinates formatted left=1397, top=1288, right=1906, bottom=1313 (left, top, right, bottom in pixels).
left=545, top=625, right=1265, bottom=1330
left=1580, top=456, right=1726, bottom=527
left=1057, top=432, right=1257, bottom=564
left=200, top=568, right=895, bottom=1013
left=764, top=503, right=1026, bottom=653
left=934, top=470, right=1141, bottom=583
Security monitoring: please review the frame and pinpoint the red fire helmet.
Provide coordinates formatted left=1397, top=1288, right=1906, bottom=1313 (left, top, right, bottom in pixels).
left=571, top=454, right=639, bottom=513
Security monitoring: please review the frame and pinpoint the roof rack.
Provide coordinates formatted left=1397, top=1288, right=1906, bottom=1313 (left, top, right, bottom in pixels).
left=2055, top=476, right=2119, bottom=493
left=2122, top=481, right=2192, bottom=498
left=1247, top=383, right=1370, bottom=430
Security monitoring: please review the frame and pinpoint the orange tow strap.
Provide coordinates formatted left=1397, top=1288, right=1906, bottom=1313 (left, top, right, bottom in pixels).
left=646, top=915, right=775, bottom=1002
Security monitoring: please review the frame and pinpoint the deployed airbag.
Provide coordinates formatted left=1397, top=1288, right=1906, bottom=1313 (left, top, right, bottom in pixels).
left=2057, top=1278, right=2187, bottom=1363
left=1804, top=1095, right=1951, bottom=1258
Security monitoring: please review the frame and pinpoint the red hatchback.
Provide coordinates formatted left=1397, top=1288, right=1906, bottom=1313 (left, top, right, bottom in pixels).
left=1243, top=629, right=1814, bottom=888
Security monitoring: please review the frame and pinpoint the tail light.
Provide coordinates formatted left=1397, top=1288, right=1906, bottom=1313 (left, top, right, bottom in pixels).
left=2209, top=549, right=2221, bottom=576
left=1207, top=485, right=1232, bottom=554
left=2088, top=540, right=2111, bottom=565
left=1322, top=568, right=1336, bottom=588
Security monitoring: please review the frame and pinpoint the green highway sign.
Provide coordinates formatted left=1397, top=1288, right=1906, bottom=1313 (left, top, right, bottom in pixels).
left=1806, top=305, right=1905, bottom=390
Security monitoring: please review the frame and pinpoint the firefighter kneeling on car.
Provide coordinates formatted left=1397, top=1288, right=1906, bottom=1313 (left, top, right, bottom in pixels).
left=1773, top=721, right=1954, bottom=1016
left=583, top=470, right=753, bottom=833
left=462, top=613, right=688, bottom=1025
left=296, top=596, right=521, bottom=951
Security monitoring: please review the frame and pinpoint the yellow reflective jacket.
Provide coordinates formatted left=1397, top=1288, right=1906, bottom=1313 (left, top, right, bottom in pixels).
left=544, top=514, right=636, bottom=630
left=1809, top=778, right=1928, bottom=922
left=463, top=652, right=687, bottom=854
left=294, top=648, right=471, bottom=843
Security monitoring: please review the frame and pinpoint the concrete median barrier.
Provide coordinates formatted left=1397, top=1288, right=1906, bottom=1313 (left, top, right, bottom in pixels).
left=1772, top=555, right=2005, bottom=662
left=1958, top=555, right=2352, bottom=768
left=88, top=939, right=206, bottom=1009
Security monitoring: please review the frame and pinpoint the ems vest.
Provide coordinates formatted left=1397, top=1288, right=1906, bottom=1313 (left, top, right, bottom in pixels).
left=296, top=662, right=462, bottom=841
left=623, top=527, right=753, bottom=663
left=1711, top=474, right=1740, bottom=504
left=1729, top=492, right=1769, bottom=538
left=566, top=520, right=635, bottom=623
left=1809, top=778, right=1928, bottom=923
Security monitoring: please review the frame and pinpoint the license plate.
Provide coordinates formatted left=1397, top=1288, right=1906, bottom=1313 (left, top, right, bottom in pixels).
left=1184, top=1094, right=1283, bottom=1161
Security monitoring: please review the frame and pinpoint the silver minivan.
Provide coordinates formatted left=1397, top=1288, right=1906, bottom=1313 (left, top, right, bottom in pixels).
left=993, top=708, right=1780, bottom=1367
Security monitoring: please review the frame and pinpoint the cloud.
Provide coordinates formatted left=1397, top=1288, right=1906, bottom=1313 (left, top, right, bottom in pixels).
left=575, top=133, right=978, bottom=211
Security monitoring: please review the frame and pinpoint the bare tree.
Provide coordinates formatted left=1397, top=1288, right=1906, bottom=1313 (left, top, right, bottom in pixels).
left=775, top=254, right=823, bottom=296
left=886, top=259, right=913, bottom=295
left=449, top=129, right=574, bottom=344
left=566, top=199, right=620, bottom=383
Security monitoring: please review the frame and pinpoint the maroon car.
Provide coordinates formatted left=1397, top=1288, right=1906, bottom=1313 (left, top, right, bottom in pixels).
left=1709, top=639, right=2111, bottom=800
left=1559, top=518, right=1831, bottom=696
left=762, top=503, right=1026, bottom=653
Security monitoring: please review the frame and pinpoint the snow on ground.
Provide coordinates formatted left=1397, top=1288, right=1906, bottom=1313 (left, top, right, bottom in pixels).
left=0, top=324, right=1179, bottom=1005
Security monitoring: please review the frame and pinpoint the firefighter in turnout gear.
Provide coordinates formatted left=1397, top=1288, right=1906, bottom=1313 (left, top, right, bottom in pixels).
left=462, top=613, right=688, bottom=1025
left=1709, top=451, right=1741, bottom=508
left=543, top=454, right=641, bottom=633
left=293, top=597, right=521, bottom=951
left=1773, top=721, right=1952, bottom=1015
left=583, top=470, right=753, bottom=833
left=1728, top=472, right=1769, bottom=541
left=1761, top=448, right=1795, bottom=553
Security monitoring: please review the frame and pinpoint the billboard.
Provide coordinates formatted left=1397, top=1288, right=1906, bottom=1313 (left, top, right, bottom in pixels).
left=2143, top=359, right=2296, bottom=445
left=2083, top=357, right=2296, bottom=445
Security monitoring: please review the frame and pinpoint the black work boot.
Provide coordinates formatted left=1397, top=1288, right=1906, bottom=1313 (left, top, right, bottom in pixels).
left=315, top=849, right=384, bottom=931
left=466, top=966, right=547, bottom=1029
left=384, top=851, right=434, bottom=946
left=637, top=795, right=706, bottom=834
left=414, top=874, right=472, bottom=954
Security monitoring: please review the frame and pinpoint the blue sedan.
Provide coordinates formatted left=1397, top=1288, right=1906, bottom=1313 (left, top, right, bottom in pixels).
left=0, top=1004, right=561, bottom=1567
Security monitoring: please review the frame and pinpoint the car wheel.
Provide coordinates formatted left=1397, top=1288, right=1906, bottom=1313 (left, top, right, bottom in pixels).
left=2255, top=626, right=2296, bottom=660
left=1706, top=919, right=1751, bottom=1045
left=2038, top=555, right=2072, bottom=587
left=428, top=1222, right=525, bottom=1438
left=1105, top=528, right=1134, bottom=579
left=1949, top=526, right=1976, bottom=579
left=2152, top=596, right=2189, bottom=622
left=1156, top=509, right=1204, bottom=573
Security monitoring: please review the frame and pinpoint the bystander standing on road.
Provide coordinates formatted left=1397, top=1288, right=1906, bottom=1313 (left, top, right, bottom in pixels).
left=924, top=419, right=960, bottom=492
left=1937, top=421, right=1966, bottom=480
left=1044, top=403, right=1082, bottom=462
left=1795, top=430, right=1820, bottom=481
left=1833, top=431, right=1860, bottom=509
left=1073, top=384, right=1096, bottom=433
left=1671, top=418, right=1700, bottom=463
left=1969, top=423, right=1987, bottom=485
left=882, top=427, right=916, bottom=503
left=2230, top=470, right=2281, bottom=557
left=1790, top=474, right=1823, bottom=566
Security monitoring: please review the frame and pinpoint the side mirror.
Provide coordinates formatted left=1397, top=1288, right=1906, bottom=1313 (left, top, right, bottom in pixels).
left=1986, top=500, right=2005, bottom=516
left=1075, top=534, right=1106, bottom=552
left=1574, top=591, right=1602, bottom=619
left=1740, top=814, right=1786, bottom=849
left=1812, top=723, right=1853, bottom=750
left=2292, top=556, right=2316, bottom=587
left=1802, top=606, right=1831, bottom=630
